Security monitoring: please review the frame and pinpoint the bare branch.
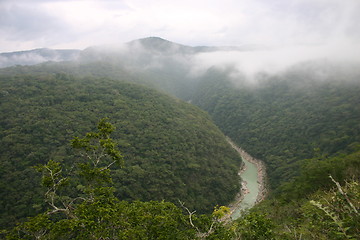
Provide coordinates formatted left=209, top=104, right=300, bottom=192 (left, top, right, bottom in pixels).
left=100, top=160, right=117, bottom=171
left=329, top=175, right=358, bottom=214
left=178, top=200, right=198, bottom=231
left=178, top=200, right=220, bottom=239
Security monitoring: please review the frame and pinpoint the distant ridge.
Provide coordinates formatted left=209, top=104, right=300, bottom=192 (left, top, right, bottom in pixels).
left=0, top=37, right=264, bottom=68
left=127, top=37, right=195, bottom=54
left=0, top=48, right=81, bottom=68
left=127, top=37, right=263, bottom=53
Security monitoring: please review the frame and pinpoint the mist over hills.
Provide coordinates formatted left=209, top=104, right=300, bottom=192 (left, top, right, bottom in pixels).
left=1, top=36, right=359, bottom=238
left=0, top=48, right=81, bottom=68
left=2, top=36, right=358, bottom=93
left=0, top=37, right=262, bottom=69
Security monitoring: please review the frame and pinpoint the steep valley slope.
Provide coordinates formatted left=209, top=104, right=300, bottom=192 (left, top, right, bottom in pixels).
left=0, top=72, right=241, bottom=228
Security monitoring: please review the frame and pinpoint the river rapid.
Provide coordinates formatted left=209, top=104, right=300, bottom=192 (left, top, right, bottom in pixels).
left=226, top=138, right=267, bottom=220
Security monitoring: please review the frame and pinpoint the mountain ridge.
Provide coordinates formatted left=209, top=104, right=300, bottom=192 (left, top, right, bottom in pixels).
left=0, top=48, right=81, bottom=68
left=0, top=37, right=264, bottom=68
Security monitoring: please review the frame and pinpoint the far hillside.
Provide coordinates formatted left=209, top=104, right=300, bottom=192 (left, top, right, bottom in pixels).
left=0, top=72, right=241, bottom=228
left=192, top=64, right=360, bottom=191
left=2, top=38, right=358, bottom=196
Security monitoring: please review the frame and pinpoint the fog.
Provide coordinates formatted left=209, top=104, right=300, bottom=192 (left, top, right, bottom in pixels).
left=0, top=49, right=80, bottom=68
left=0, top=53, right=48, bottom=68
left=189, top=40, right=360, bottom=84
left=1, top=0, right=360, bottom=85
left=2, top=0, right=360, bottom=53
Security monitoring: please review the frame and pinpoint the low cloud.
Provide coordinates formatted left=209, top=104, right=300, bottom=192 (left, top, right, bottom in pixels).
left=0, top=53, right=47, bottom=68
left=190, top=39, right=360, bottom=84
left=1, top=0, right=360, bottom=53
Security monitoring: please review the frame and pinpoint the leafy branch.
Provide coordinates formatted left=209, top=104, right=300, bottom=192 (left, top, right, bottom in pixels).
left=34, top=118, right=123, bottom=218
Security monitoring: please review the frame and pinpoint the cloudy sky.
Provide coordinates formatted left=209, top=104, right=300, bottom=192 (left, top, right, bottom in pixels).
left=0, top=0, right=359, bottom=52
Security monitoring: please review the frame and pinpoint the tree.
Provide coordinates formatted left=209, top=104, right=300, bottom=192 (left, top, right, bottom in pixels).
left=1, top=119, right=196, bottom=239
left=32, top=118, right=123, bottom=219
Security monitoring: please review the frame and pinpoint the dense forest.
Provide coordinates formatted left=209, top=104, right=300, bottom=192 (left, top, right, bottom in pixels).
left=190, top=65, right=360, bottom=238
left=1, top=38, right=359, bottom=239
left=192, top=64, right=360, bottom=191
left=0, top=72, right=241, bottom=229
left=0, top=119, right=275, bottom=239
left=2, top=116, right=358, bottom=239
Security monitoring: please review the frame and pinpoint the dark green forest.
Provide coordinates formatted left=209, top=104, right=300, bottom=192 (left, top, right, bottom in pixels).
left=0, top=72, right=241, bottom=229
left=190, top=66, right=360, bottom=238
left=192, top=66, right=360, bottom=191
left=0, top=119, right=275, bottom=239
left=1, top=38, right=360, bottom=239
left=2, top=114, right=359, bottom=239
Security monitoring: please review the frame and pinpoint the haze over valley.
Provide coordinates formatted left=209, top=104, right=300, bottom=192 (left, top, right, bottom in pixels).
left=1, top=0, right=359, bottom=239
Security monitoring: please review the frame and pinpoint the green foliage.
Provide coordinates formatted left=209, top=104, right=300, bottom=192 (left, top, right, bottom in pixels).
left=212, top=206, right=230, bottom=219
left=2, top=120, right=255, bottom=240
left=276, top=178, right=360, bottom=240
left=232, top=212, right=275, bottom=240
left=278, top=148, right=360, bottom=200
left=190, top=67, right=360, bottom=239
left=1, top=120, right=196, bottom=239
left=35, top=160, right=69, bottom=190
left=71, top=118, right=123, bottom=168
left=252, top=149, right=360, bottom=239
left=2, top=45, right=359, bottom=238
left=0, top=73, right=241, bottom=228
left=32, top=119, right=121, bottom=221
left=192, top=68, right=360, bottom=191
left=4, top=200, right=198, bottom=240
left=304, top=178, right=359, bottom=239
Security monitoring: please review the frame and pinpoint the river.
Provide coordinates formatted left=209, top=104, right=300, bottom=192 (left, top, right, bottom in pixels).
left=226, top=138, right=267, bottom=220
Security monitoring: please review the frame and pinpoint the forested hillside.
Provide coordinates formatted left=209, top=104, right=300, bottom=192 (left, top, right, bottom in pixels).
left=1, top=38, right=359, bottom=238
left=192, top=64, right=360, bottom=191
left=0, top=37, right=251, bottom=100
left=189, top=64, right=360, bottom=238
left=0, top=72, right=241, bottom=228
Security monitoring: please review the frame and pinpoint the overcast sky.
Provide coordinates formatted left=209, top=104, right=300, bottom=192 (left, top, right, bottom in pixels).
left=1, top=0, right=360, bottom=52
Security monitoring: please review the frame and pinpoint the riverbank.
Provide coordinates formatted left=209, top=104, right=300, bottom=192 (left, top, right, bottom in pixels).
left=225, top=137, right=268, bottom=220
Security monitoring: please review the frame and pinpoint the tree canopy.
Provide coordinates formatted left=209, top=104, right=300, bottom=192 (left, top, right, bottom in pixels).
left=0, top=73, right=241, bottom=228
